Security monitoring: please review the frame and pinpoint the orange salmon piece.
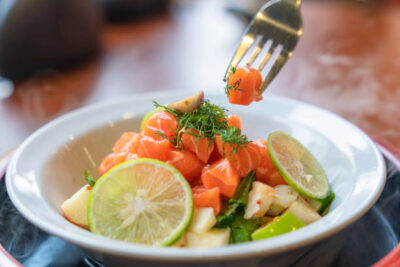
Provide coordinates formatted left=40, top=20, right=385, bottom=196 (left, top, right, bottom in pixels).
left=99, top=152, right=128, bottom=175
left=166, top=149, right=204, bottom=183
left=253, top=139, right=287, bottom=186
left=201, top=159, right=240, bottom=198
left=137, top=135, right=171, bottom=161
left=181, top=128, right=214, bottom=163
left=227, top=114, right=242, bottom=130
left=227, top=66, right=263, bottom=105
left=112, top=132, right=141, bottom=154
left=215, top=136, right=261, bottom=177
left=207, top=144, right=223, bottom=165
left=192, top=186, right=221, bottom=215
left=143, top=111, right=178, bottom=141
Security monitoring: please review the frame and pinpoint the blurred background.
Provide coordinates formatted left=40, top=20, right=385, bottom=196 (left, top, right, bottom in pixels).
left=1, top=0, right=400, bottom=158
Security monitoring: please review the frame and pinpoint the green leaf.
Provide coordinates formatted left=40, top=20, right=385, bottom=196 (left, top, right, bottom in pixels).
left=230, top=171, right=256, bottom=205
left=215, top=171, right=256, bottom=228
left=84, top=170, right=96, bottom=187
left=230, top=209, right=262, bottom=244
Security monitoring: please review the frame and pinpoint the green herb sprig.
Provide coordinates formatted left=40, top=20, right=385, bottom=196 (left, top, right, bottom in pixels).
left=153, top=100, right=248, bottom=152
left=84, top=170, right=96, bottom=187
left=219, top=126, right=249, bottom=158
left=224, top=66, right=243, bottom=96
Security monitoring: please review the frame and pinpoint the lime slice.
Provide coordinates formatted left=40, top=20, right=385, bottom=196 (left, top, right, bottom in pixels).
left=251, top=212, right=304, bottom=240
left=267, top=131, right=331, bottom=200
left=140, top=107, right=163, bottom=131
left=87, top=158, right=193, bottom=246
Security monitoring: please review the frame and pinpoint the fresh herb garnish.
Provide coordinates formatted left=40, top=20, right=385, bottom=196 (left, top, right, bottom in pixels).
left=179, top=100, right=228, bottom=140
left=229, top=209, right=262, bottom=243
left=152, top=100, right=248, bottom=152
left=219, top=126, right=249, bottom=158
left=84, top=170, right=96, bottom=187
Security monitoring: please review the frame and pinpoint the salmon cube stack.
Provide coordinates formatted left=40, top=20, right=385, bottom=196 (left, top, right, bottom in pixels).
left=98, top=95, right=285, bottom=217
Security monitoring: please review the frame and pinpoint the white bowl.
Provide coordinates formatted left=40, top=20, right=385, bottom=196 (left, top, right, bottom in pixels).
left=6, top=92, right=386, bottom=266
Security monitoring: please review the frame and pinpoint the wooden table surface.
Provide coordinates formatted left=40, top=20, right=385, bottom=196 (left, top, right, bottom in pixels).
left=1, top=0, right=400, bottom=158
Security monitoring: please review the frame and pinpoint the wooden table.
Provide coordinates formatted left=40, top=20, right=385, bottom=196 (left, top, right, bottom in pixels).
left=1, top=0, right=400, bottom=158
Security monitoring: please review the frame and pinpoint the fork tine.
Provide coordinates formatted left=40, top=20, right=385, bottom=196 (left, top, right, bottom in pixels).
left=258, top=43, right=276, bottom=72
left=246, top=37, right=268, bottom=67
left=224, top=34, right=255, bottom=81
left=260, top=50, right=290, bottom=93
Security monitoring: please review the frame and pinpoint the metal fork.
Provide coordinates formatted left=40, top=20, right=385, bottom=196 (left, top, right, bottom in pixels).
left=223, top=0, right=302, bottom=93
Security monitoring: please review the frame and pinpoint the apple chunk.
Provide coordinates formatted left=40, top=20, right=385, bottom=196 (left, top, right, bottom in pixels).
left=61, top=185, right=91, bottom=228
left=189, top=207, right=217, bottom=234
left=186, top=228, right=230, bottom=248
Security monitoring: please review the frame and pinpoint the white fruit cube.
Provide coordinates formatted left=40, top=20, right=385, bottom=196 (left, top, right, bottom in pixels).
left=267, top=185, right=299, bottom=216
left=189, top=208, right=217, bottom=234
left=244, top=181, right=275, bottom=219
left=286, top=198, right=321, bottom=225
left=186, top=228, right=230, bottom=248
left=61, top=184, right=91, bottom=228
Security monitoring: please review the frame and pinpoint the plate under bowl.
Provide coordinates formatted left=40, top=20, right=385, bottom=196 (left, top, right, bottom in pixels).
left=6, top=92, right=385, bottom=266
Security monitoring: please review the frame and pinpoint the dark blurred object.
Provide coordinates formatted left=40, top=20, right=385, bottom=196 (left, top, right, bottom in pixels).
left=95, top=0, right=169, bottom=22
left=0, top=0, right=101, bottom=79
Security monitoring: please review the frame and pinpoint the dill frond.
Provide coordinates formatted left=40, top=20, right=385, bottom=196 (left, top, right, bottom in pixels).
left=152, top=100, right=250, bottom=153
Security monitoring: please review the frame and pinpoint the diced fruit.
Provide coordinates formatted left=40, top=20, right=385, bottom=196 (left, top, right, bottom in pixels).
left=143, top=111, right=178, bottom=141
left=98, top=152, right=128, bottom=175
left=166, top=149, right=204, bottom=183
left=244, top=181, right=275, bottom=219
left=192, top=186, right=221, bottom=215
left=253, top=139, right=286, bottom=187
left=267, top=131, right=331, bottom=200
left=186, top=228, right=230, bottom=248
left=286, top=199, right=321, bottom=225
left=201, top=159, right=240, bottom=198
left=227, top=114, right=242, bottom=130
left=188, top=208, right=217, bottom=234
left=112, top=132, right=141, bottom=154
left=61, top=184, right=92, bottom=229
left=137, top=135, right=171, bottom=161
left=251, top=212, right=304, bottom=240
left=181, top=129, right=214, bottom=163
left=88, top=158, right=193, bottom=246
left=215, top=136, right=261, bottom=177
left=167, top=91, right=204, bottom=113
left=226, top=66, right=263, bottom=105
left=266, top=185, right=299, bottom=216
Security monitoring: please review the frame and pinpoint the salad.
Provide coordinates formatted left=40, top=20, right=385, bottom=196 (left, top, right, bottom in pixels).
left=61, top=90, right=334, bottom=248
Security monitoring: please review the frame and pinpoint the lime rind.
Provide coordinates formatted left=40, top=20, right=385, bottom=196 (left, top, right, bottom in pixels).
left=87, top=158, right=193, bottom=246
left=267, top=131, right=331, bottom=200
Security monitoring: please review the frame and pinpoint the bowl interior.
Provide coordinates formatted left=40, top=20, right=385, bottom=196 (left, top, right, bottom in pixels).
left=43, top=111, right=351, bottom=213
left=6, top=92, right=385, bottom=260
